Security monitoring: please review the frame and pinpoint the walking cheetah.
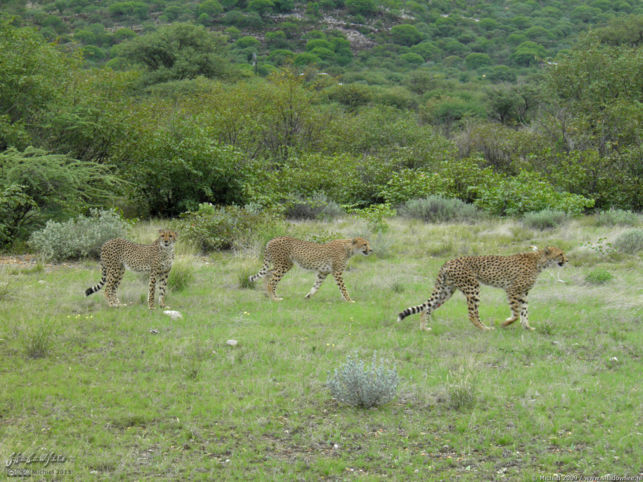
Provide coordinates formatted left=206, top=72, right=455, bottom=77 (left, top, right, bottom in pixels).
left=397, top=246, right=567, bottom=331
left=249, top=236, right=372, bottom=302
left=85, top=229, right=177, bottom=309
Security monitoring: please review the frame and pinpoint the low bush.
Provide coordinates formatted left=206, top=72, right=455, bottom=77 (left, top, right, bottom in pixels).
left=595, top=209, right=639, bottom=227
left=177, top=203, right=281, bottom=253
left=22, top=323, right=56, bottom=359
left=398, top=196, right=481, bottom=223
left=327, top=353, right=398, bottom=408
left=284, top=193, right=344, bottom=220
left=613, top=229, right=643, bottom=254
left=447, top=367, right=476, bottom=410
left=28, top=209, right=129, bottom=262
left=167, top=260, right=195, bottom=292
left=585, top=269, right=613, bottom=285
left=522, top=209, right=567, bottom=230
left=238, top=269, right=257, bottom=289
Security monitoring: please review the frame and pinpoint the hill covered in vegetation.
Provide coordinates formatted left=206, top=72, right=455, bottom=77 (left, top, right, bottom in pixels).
left=0, top=3, right=641, bottom=249
left=3, top=0, right=641, bottom=82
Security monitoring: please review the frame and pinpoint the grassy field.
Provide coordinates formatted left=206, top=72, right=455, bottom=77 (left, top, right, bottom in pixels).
left=1, top=217, right=641, bottom=480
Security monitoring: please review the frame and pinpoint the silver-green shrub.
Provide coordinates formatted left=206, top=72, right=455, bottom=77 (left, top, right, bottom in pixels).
left=29, top=209, right=128, bottom=262
left=613, top=229, right=643, bottom=254
left=595, top=209, right=639, bottom=227
left=398, top=196, right=480, bottom=223
left=284, top=193, right=345, bottom=221
left=522, top=209, right=567, bottom=230
left=328, top=353, right=398, bottom=408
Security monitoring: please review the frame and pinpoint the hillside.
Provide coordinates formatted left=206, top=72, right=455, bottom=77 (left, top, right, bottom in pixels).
left=3, top=0, right=640, bottom=84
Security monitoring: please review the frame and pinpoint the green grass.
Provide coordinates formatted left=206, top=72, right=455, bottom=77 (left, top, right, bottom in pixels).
left=1, top=218, right=641, bottom=479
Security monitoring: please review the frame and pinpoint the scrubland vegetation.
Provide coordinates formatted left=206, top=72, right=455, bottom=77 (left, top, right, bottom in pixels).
left=1, top=0, right=641, bottom=478
left=1, top=215, right=641, bottom=478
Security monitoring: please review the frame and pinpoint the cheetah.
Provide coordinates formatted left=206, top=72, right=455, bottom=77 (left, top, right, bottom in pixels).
left=397, top=246, right=567, bottom=331
left=85, top=229, right=178, bottom=309
left=249, top=236, right=372, bottom=302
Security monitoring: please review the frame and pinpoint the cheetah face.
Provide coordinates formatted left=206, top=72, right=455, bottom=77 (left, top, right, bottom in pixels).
left=352, top=237, right=372, bottom=256
left=544, top=246, right=567, bottom=267
left=158, top=229, right=178, bottom=248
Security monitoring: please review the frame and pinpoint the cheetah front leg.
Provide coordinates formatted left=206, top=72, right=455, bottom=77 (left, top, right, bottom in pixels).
left=148, top=273, right=157, bottom=309
left=157, top=270, right=170, bottom=308
left=502, top=291, right=521, bottom=328
left=305, top=271, right=328, bottom=299
left=332, top=270, right=354, bottom=303
left=519, top=295, right=534, bottom=331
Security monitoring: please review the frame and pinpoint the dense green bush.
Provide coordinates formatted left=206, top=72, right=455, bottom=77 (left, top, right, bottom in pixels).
left=474, top=171, right=595, bottom=216
left=121, top=118, right=247, bottom=216
left=28, top=209, right=129, bottom=261
left=613, top=229, right=643, bottom=254
left=177, top=203, right=280, bottom=252
left=398, top=196, right=481, bottom=223
left=327, top=353, right=398, bottom=408
left=522, top=209, right=567, bottom=230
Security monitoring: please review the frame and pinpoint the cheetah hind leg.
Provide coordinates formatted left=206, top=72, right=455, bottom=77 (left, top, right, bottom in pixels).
left=267, top=264, right=291, bottom=301
left=502, top=291, right=521, bottom=328
left=105, top=266, right=125, bottom=307
left=419, top=309, right=432, bottom=331
left=305, top=271, right=328, bottom=299
left=464, top=287, right=493, bottom=331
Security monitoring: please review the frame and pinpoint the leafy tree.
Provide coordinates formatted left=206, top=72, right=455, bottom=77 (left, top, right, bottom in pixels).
left=510, top=41, right=546, bottom=66
left=265, top=30, right=288, bottom=48
left=294, top=52, right=320, bottom=66
left=268, top=49, right=295, bottom=65
left=391, top=24, right=424, bottom=46
left=411, top=40, right=441, bottom=60
left=544, top=35, right=641, bottom=156
left=0, top=22, right=77, bottom=149
left=108, top=1, right=149, bottom=19
left=273, top=0, right=294, bottom=12
left=346, top=0, right=376, bottom=16
left=400, top=52, right=424, bottom=66
left=248, top=0, right=274, bottom=16
left=486, top=65, right=516, bottom=83
left=464, top=52, right=491, bottom=69
left=197, top=0, right=224, bottom=17
left=118, top=23, right=231, bottom=84
left=0, top=147, right=125, bottom=245
left=236, top=35, right=260, bottom=48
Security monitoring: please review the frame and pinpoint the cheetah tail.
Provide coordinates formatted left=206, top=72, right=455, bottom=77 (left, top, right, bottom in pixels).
left=85, top=266, right=106, bottom=296
left=397, top=302, right=428, bottom=322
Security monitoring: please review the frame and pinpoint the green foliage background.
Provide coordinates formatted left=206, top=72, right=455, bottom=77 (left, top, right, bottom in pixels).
left=0, top=5, right=641, bottom=247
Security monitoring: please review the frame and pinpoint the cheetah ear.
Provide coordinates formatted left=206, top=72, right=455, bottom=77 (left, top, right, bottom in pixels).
left=530, top=245, right=538, bottom=252
left=351, top=238, right=359, bottom=245
left=544, top=246, right=552, bottom=255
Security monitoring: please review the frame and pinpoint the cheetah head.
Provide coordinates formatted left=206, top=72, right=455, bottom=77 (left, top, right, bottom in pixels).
left=351, top=237, right=372, bottom=256
left=158, top=229, right=178, bottom=248
left=543, top=246, right=567, bottom=267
